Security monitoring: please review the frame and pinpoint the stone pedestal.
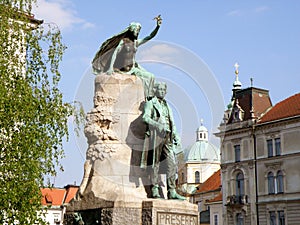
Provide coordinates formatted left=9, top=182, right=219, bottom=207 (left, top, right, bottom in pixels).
left=64, top=73, right=198, bottom=224
left=65, top=199, right=198, bottom=225
left=142, top=200, right=198, bottom=225
left=64, top=206, right=142, bottom=225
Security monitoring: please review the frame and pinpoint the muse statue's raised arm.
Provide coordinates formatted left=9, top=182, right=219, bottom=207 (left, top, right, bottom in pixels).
left=91, top=16, right=162, bottom=99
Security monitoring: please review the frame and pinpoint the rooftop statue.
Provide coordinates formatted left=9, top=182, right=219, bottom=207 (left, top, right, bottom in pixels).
left=92, top=15, right=162, bottom=98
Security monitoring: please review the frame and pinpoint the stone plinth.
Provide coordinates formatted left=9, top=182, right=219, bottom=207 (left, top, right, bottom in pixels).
left=64, top=206, right=142, bottom=225
left=142, top=200, right=198, bottom=225
left=64, top=199, right=198, bottom=225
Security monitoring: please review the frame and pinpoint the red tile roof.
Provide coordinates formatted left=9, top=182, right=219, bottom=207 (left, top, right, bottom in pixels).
left=41, top=185, right=78, bottom=206
left=259, top=93, right=300, bottom=123
left=197, top=169, right=221, bottom=193
left=64, top=185, right=79, bottom=203
left=41, top=188, right=66, bottom=206
left=206, top=192, right=222, bottom=203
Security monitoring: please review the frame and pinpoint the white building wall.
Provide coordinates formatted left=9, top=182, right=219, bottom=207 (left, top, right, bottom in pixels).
left=209, top=203, right=223, bottom=225
left=41, top=207, right=64, bottom=225
left=186, top=162, right=220, bottom=184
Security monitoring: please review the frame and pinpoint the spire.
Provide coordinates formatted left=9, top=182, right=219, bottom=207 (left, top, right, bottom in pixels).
left=233, top=62, right=242, bottom=89
left=232, top=62, right=242, bottom=100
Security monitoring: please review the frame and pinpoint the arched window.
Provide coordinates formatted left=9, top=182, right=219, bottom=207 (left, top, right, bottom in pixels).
left=278, top=211, right=285, bottom=225
left=269, top=211, right=276, bottom=225
left=236, top=172, right=244, bottom=196
left=195, top=171, right=200, bottom=183
left=277, top=170, right=284, bottom=193
left=268, top=172, right=275, bottom=194
left=236, top=213, right=244, bottom=225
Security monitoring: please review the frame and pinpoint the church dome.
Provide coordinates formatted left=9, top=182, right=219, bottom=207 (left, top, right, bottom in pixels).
left=184, top=141, right=220, bottom=162
left=184, top=123, right=220, bottom=162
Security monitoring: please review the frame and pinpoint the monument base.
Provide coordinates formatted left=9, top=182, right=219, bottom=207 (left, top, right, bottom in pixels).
left=64, top=199, right=198, bottom=225
left=142, top=199, right=198, bottom=225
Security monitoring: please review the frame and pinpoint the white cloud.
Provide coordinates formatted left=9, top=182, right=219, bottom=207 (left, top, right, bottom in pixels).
left=227, top=9, right=243, bottom=17
left=254, top=6, right=270, bottom=13
left=227, top=6, right=270, bottom=17
left=138, top=44, right=179, bottom=62
left=82, top=22, right=95, bottom=29
left=33, top=0, right=95, bottom=31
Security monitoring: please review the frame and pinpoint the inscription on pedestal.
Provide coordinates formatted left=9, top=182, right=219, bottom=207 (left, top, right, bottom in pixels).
left=157, top=212, right=198, bottom=225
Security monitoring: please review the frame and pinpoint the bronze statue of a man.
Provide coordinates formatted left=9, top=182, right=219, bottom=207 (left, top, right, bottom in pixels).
left=141, top=82, right=185, bottom=200
left=92, top=16, right=162, bottom=98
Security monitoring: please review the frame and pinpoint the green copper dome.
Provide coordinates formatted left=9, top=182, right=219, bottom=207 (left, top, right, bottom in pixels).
left=184, top=123, right=220, bottom=162
left=184, top=141, right=220, bottom=162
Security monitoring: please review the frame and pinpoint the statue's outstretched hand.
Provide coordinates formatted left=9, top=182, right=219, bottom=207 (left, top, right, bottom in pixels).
left=153, top=14, right=162, bottom=26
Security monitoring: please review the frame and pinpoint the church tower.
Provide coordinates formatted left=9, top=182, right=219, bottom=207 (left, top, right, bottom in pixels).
left=215, top=63, right=272, bottom=225
left=178, top=121, right=220, bottom=194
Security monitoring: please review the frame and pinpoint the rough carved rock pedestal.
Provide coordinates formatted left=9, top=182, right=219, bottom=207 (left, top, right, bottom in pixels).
left=64, top=73, right=198, bottom=225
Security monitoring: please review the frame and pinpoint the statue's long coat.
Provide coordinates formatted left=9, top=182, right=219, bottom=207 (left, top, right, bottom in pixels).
left=140, top=97, right=177, bottom=169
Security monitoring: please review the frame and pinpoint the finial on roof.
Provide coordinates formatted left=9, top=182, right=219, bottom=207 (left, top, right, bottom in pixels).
left=250, top=77, right=253, bottom=87
left=232, top=62, right=242, bottom=90
left=200, top=118, right=204, bottom=126
left=234, top=62, right=239, bottom=75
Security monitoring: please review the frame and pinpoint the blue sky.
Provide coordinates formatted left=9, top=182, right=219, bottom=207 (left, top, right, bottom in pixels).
left=33, top=1, right=300, bottom=187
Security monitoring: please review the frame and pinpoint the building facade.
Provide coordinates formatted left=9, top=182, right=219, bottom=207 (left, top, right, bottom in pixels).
left=190, top=170, right=222, bottom=225
left=216, top=66, right=300, bottom=225
left=206, top=193, right=223, bottom=225
left=255, top=93, right=300, bottom=225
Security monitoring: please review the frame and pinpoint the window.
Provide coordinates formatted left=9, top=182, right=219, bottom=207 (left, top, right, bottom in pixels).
left=234, top=145, right=241, bottom=162
left=53, top=213, right=60, bottom=224
left=270, top=211, right=276, bottom=225
left=267, top=138, right=281, bottom=157
left=236, top=213, right=244, bottom=225
left=195, top=171, right=200, bottom=183
left=181, top=172, right=184, bottom=183
left=268, top=172, right=275, bottom=194
left=277, top=170, right=284, bottom=193
left=268, top=170, right=284, bottom=194
left=278, top=211, right=285, bottom=225
left=267, top=139, right=273, bottom=157
left=275, top=138, right=281, bottom=156
left=236, top=172, right=244, bottom=197
left=269, top=210, right=285, bottom=225
left=214, top=214, right=218, bottom=225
